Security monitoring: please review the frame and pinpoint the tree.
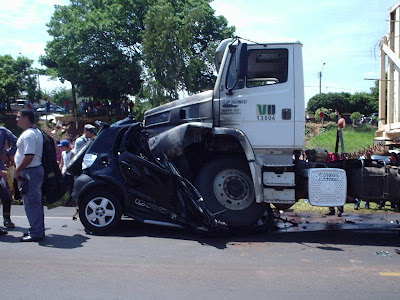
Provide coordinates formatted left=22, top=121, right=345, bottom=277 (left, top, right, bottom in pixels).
left=142, top=0, right=235, bottom=100
left=350, top=112, right=362, bottom=125
left=315, top=107, right=329, bottom=123
left=0, top=55, right=38, bottom=102
left=307, top=92, right=351, bottom=115
left=369, top=80, right=379, bottom=112
left=50, top=87, right=72, bottom=106
left=43, top=0, right=234, bottom=115
left=348, top=93, right=375, bottom=115
left=43, top=0, right=145, bottom=104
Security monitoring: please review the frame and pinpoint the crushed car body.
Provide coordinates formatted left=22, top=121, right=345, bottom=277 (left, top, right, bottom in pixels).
left=69, top=117, right=227, bottom=234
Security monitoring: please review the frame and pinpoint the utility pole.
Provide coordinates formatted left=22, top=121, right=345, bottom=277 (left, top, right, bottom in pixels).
left=319, top=62, right=326, bottom=94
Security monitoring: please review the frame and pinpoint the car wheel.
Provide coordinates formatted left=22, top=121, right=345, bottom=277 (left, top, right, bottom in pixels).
left=79, top=189, right=122, bottom=234
left=195, top=156, right=272, bottom=229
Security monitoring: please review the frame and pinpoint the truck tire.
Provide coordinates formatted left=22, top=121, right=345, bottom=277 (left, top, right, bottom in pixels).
left=195, top=156, right=272, bottom=229
left=79, top=189, right=122, bottom=235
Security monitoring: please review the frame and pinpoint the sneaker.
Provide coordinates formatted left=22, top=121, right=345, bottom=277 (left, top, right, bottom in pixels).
left=337, top=211, right=342, bottom=217
left=325, top=210, right=335, bottom=216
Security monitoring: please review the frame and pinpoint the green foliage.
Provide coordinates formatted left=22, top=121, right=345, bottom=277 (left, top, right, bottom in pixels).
left=369, top=79, right=379, bottom=110
left=314, top=107, right=329, bottom=121
left=0, top=55, right=38, bottom=101
left=43, top=0, right=144, bottom=101
left=328, top=112, right=336, bottom=121
left=137, top=78, right=170, bottom=107
left=323, top=122, right=338, bottom=131
left=133, top=99, right=153, bottom=122
left=354, top=124, right=376, bottom=132
left=50, top=87, right=72, bottom=106
left=349, top=92, right=375, bottom=115
left=308, top=126, right=375, bottom=153
left=307, top=92, right=351, bottom=114
left=43, top=0, right=234, bottom=105
left=291, top=201, right=398, bottom=214
left=350, top=111, right=362, bottom=124
left=142, top=0, right=235, bottom=99
left=307, top=87, right=379, bottom=116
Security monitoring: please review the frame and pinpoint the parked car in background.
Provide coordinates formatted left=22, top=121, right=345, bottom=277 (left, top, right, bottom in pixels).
left=355, top=113, right=378, bottom=126
left=10, top=99, right=30, bottom=111
left=366, top=113, right=378, bottom=125
left=37, top=105, right=66, bottom=115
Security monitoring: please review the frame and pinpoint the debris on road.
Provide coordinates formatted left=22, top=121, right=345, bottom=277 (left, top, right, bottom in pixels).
left=376, top=251, right=390, bottom=257
left=344, top=219, right=355, bottom=224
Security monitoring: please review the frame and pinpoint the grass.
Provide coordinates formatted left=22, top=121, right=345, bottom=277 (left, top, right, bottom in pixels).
left=307, top=124, right=376, bottom=153
left=287, top=200, right=399, bottom=214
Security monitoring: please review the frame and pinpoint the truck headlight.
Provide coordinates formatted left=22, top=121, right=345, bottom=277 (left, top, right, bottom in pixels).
left=82, top=153, right=98, bottom=170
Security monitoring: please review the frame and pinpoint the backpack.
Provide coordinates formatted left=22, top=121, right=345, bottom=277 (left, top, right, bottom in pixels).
left=40, top=129, right=69, bottom=209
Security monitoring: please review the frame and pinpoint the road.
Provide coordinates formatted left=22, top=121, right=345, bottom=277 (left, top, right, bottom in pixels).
left=0, top=205, right=399, bottom=299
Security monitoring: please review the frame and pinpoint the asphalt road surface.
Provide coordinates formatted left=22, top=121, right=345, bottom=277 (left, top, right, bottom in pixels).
left=0, top=205, right=399, bottom=299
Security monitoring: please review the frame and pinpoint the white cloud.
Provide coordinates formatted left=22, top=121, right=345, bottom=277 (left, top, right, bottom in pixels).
left=39, top=76, right=70, bottom=93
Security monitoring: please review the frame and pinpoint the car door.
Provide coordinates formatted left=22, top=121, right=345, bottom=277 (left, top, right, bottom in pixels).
left=118, top=125, right=175, bottom=215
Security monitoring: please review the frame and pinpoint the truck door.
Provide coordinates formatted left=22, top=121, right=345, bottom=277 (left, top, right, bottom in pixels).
left=219, top=44, right=297, bottom=151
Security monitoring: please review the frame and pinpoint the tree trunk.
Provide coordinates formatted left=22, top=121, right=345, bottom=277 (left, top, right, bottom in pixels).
left=71, top=82, right=78, bottom=129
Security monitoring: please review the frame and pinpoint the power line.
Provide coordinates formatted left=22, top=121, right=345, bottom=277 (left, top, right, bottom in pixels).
left=305, top=85, right=369, bottom=93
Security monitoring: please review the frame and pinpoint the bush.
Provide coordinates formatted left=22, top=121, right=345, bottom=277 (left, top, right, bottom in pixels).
left=350, top=112, right=362, bottom=124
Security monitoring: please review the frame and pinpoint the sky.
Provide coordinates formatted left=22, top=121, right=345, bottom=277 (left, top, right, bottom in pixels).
left=0, top=0, right=397, bottom=104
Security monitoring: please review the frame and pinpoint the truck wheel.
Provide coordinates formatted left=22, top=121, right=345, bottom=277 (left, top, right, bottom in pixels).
left=195, top=156, right=272, bottom=228
left=79, top=189, right=122, bottom=235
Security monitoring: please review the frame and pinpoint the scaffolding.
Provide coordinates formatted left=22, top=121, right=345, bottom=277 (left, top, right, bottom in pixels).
left=376, top=1, right=400, bottom=147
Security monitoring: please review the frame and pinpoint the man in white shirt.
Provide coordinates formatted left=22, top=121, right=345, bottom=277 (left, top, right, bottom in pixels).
left=14, top=109, right=45, bottom=242
left=73, top=124, right=95, bottom=154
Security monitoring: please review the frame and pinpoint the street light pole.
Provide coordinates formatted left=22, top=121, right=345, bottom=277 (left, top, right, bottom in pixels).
left=319, top=62, right=326, bottom=94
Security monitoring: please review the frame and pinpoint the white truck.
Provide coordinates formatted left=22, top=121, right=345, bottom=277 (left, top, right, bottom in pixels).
left=144, top=38, right=400, bottom=230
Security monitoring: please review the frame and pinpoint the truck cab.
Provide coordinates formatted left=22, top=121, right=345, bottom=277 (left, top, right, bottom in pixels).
left=144, top=38, right=346, bottom=229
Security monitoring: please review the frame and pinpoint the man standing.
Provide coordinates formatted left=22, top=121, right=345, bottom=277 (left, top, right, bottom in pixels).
left=0, top=126, right=18, bottom=230
left=73, top=124, right=95, bottom=154
left=14, top=108, right=44, bottom=242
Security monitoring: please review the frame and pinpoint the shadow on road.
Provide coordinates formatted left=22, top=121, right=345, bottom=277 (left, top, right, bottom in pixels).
left=39, top=234, right=90, bottom=249
left=0, top=228, right=90, bottom=249
left=93, top=219, right=400, bottom=250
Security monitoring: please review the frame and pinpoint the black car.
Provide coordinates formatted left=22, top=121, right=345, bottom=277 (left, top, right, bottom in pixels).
left=69, top=117, right=225, bottom=234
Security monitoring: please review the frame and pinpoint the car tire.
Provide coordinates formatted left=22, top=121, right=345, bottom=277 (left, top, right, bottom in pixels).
left=195, top=155, right=272, bottom=229
left=79, top=189, right=122, bottom=234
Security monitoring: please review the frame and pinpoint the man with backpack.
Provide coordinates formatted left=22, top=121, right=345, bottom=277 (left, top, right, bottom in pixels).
left=14, top=108, right=45, bottom=242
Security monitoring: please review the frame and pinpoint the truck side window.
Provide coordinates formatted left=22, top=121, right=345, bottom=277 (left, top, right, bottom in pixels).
left=246, top=49, right=288, bottom=88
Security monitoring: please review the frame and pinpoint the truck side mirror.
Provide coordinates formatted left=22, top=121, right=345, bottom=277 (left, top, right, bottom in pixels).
left=237, top=42, right=248, bottom=80
left=226, top=43, right=248, bottom=95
